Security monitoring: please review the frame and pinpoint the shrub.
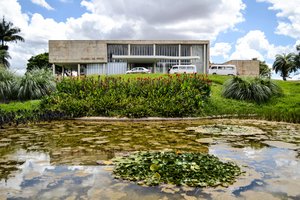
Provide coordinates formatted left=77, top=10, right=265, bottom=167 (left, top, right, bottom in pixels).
left=0, top=67, right=15, bottom=101
left=222, top=77, right=282, bottom=103
left=40, top=74, right=211, bottom=118
left=17, top=68, right=56, bottom=100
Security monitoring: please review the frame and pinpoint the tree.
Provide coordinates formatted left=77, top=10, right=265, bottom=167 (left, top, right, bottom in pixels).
left=259, top=61, right=271, bottom=78
left=0, top=17, right=24, bottom=49
left=294, top=44, right=300, bottom=69
left=26, top=52, right=51, bottom=71
left=273, top=53, right=296, bottom=81
left=0, top=17, right=24, bottom=68
left=0, top=49, right=11, bottom=68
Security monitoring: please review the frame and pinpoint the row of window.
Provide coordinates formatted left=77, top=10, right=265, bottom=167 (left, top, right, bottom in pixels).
left=107, top=44, right=200, bottom=61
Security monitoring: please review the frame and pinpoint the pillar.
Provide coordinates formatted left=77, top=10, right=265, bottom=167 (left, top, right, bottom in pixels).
left=77, top=64, right=80, bottom=77
left=52, top=63, right=55, bottom=76
left=203, top=44, right=207, bottom=74
left=62, top=66, right=65, bottom=78
left=179, top=44, right=181, bottom=65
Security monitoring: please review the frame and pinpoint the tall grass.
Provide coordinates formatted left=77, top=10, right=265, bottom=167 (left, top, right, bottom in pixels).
left=0, top=67, right=15, bottom=101
left=0, top=68, right=56, bottom=102
left=222, top=76, right=282, bottom=103
left=18, top=69, right=56, bottom=100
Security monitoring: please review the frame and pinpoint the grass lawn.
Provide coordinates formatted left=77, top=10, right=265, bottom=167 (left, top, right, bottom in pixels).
left=0, top=100, right=40, bottom=112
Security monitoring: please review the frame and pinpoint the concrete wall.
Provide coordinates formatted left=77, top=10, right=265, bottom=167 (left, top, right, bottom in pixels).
left=49, top=40, right=107, bottom=64
left=223, top=60, right=259, bottom=76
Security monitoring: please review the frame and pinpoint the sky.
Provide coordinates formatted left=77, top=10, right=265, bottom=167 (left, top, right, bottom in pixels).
left=0, top=0, right=299, bottom=76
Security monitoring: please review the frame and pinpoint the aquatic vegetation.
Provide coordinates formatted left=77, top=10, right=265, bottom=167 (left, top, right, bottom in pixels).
left=113, top=151, right=242, bottom=187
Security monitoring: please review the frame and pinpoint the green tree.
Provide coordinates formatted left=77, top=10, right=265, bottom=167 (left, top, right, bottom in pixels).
left=0, top=17, right=24, bottom=68
left=294, top=44, right=300, bottom=69
left=0, top=17, right=24, bottom=49
left=26, top=52, right=51, bottom=71
left=273, top=53, right=296, bottom=81
left=259, top=61, right=271, bottom=78
left=0, top=49, right=11, bottom=68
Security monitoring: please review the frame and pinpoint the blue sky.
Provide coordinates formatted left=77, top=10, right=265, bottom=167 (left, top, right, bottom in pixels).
left=0, top=0, right=299, bottom=77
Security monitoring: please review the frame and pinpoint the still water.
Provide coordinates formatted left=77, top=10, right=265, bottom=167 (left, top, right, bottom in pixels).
left=0, top=119, right=299, bottom=200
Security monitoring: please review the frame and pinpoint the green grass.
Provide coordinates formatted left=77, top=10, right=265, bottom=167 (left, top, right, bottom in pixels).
left=205, top=75, right=300, bottom=123
left=0, top=100, right=40, bottom=112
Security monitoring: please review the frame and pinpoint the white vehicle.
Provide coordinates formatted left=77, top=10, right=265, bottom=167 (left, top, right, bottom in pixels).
left=169, top=65, right=197, bottom=74
left=208, top=65, right=237, bottom=75
left=126, top=67, right=151, bottom=74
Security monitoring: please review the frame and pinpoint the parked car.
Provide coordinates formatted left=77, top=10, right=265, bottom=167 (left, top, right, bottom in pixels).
left=169, top=65, right=197, bottom=74
left=126, top=67, right=151, bottom=74
left=208, top=65, right=237, bottom=75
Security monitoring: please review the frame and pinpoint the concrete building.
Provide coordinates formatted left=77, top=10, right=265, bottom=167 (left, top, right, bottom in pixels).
left=223, top=59, right=260, bottom=76
left=49, top=40, right=210, bottom=76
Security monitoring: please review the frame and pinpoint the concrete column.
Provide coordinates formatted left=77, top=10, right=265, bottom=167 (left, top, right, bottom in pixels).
left=77, top=64, right=80, bottom=77
left=52, top=63, right=55, bottom=76
left=62, top=66, right=65, bottom=78
left=203, top=45, right=206, bottom=74
left=128, top=44, right=131, bottom=55
left=179, top=44, right=181, bottom=65
left=153, top=44, right=156, bottom=56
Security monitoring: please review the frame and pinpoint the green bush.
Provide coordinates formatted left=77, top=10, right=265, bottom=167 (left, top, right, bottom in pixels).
left=17, top=69, right=56, bottom=100
left=40, top=74, right=211, bottom=118
left=0, top=67, right=15, bottom=101
left=222, top=77, right=282, bottom=103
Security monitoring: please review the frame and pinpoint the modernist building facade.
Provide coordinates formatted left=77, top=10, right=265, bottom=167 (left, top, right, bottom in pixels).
left=49, top=40, right=210, bottom=76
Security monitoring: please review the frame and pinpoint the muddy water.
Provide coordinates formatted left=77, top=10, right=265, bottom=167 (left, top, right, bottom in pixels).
left=0, top=119, right=299, bottom=200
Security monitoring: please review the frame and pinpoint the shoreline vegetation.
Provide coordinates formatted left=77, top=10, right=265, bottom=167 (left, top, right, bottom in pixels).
left=0, top=74, right=299, bottom=126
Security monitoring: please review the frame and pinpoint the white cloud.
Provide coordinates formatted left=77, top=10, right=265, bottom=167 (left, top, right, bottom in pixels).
left=1, top=0, right=246, bottom=74
left=80, top=0, right=246, bottom=40
left=257, top=0, right=300, bottom=39
left=211, top=43, right=232, bottom=59
left=230, top=30, right=292, bottom=61
left=31, top=0, right=54, bottom=10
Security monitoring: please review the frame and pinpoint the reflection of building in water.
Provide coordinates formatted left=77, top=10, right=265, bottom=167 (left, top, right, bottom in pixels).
left=49, top=40, right=210, bottom=76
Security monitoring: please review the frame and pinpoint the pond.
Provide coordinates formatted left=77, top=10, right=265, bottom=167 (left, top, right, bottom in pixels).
left=0, top=119, right=299, bottom=200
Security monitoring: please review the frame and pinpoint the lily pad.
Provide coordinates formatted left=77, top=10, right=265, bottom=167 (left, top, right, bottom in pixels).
left=113, top=151, right=242, bottom=187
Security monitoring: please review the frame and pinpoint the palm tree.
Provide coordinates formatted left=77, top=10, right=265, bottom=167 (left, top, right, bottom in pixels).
left=273, top=53, right=296, bottom=81
left=0, top=49, right=11, bottom=68
left=0, top=16, right=24, bottom=49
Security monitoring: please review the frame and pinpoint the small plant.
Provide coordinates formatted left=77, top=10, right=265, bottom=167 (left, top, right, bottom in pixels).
left=222, top=77, right=282, bottom=103
left=0, top=67, right=15, bottom=101
left=17, top=68, right=56, bottom=100
left=113, top=151, right=242, bottom=187
left=41, top=74, right=212, bottom=118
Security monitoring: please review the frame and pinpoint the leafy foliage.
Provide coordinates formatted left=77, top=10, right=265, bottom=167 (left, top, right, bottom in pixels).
left=0, top=67, right=15, bottom=101
left=26, top=52, right=51, bottom=71
left=17, top=68, right=56, bottom=100
left=259, top=61, right=271, bottom=78
left=113, top=151, right=242, bottom=187
left=40, top=74, right=211, bottom=118
left=0, top=16, right=24, bottom=68
left=222, top=76, right=282, bottom=103
left=273, top=53, right=297, bottom=81
left=0, top=49, right=11, bottom=68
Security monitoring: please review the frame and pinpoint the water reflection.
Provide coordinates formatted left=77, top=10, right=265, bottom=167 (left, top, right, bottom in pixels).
left=0, top=119, right=299, bottom=199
